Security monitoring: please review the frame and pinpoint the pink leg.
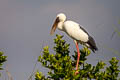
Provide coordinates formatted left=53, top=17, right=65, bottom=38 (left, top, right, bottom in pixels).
left=75, top=41, right=80, bottom=75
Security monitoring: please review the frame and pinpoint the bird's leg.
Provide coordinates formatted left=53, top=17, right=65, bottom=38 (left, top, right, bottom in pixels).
left=74, top=41, right=80, bottom=75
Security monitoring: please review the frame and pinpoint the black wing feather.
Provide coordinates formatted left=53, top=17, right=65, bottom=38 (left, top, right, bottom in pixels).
left=79, top=25, right=89, bottom=35
left=79, top=25, right=98, bottom=52
left=87, top=36, right=98, bottom=53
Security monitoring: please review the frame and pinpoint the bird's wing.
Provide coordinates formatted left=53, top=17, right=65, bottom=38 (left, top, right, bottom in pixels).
left=79, top=25, right=89, bottom=35
left=87, top=36, right=98, bottom=52
left=64, top=21, right=89, bottom=42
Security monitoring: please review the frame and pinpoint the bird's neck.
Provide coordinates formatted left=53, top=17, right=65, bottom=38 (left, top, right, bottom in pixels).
left=57, top=21, right=64, bottom=31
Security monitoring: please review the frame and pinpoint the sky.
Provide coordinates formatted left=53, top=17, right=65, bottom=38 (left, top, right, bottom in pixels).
left=0, top=0, right=120, bottom=80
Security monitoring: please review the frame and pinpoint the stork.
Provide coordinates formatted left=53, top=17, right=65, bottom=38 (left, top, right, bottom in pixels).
left=50, top=13, right=98, bottom=75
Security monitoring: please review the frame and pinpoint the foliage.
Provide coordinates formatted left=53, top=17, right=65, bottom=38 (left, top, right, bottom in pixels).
left=35, top=34, right=120, bottom=80
left=0, top=51, right=7, bottom=76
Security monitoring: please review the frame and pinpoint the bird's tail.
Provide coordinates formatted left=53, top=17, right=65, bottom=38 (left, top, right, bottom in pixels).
left=87, top=36, right=98, bottom=53
left=90, top=45, right=98, bottom=53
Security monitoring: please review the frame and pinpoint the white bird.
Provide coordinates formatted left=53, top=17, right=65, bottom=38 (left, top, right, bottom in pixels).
left=50, top=13, right=98, bottom=75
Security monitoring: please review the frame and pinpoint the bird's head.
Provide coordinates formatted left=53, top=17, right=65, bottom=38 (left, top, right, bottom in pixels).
left=50, top=13, right=66, bottom=35
left=57, top=13, right=66, bottom=22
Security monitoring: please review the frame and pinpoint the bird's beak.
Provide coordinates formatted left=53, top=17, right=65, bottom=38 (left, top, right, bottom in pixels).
left=50, top=17, right=59, bottom=35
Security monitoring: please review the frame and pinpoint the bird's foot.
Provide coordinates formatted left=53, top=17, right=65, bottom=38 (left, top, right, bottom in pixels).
left=75, top=70, right=79, bottom=75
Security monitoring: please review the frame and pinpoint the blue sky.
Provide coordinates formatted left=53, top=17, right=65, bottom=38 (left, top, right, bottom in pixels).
left=0, top=0, right=120, bottom=80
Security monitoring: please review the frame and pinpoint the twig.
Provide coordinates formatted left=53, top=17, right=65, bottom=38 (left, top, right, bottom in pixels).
left=28, top=41, right=44, bottom=80
left=111, top=31, right=116, bottom=39
left=5, top=65, right=13, bottom=80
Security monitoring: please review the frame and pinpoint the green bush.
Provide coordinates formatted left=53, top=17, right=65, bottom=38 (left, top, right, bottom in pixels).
left=35, top=34, right=120, bottom=80
left=0, top=51, right=7, bottom=76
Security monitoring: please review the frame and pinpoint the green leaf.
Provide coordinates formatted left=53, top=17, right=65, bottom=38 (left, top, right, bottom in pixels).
left=0, top=51, right=7, bottom=76
left=35, top=34, right=120, bottom=80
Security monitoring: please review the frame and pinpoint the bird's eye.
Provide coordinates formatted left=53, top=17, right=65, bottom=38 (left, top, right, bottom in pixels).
left=56, top=17, right=60, bottom=22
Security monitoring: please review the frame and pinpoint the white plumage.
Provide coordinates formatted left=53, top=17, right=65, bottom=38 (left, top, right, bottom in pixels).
left=63, top=21, right=89, bottom=42
left=50, top=13, right=98, bottom=52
